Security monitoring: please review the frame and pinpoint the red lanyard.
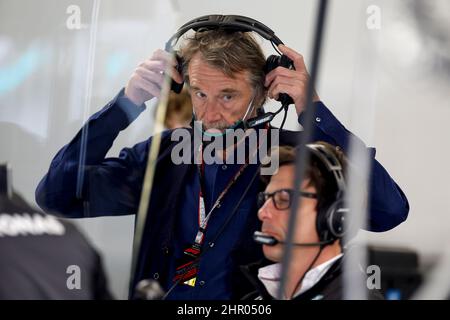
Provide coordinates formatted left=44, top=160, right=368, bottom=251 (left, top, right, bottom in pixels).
left=173, top=126, right=269, bottom=286
left=195, top=153, right=250, bottom=245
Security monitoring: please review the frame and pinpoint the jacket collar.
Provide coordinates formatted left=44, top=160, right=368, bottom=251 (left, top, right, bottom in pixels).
left=241, top=255, right=344, bottom=300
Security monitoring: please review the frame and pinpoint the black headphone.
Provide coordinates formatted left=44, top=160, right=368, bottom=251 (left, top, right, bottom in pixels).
left=165, top=14, right=295, bottom=108
left=306, top=143, right=349, bottom=243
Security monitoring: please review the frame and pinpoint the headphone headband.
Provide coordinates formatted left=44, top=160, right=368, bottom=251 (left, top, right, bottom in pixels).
left=306, top=143, right=346, bottom=197
left=305, top=143, right=348, bottom=242
left=165, top=14, right=284, bottom=51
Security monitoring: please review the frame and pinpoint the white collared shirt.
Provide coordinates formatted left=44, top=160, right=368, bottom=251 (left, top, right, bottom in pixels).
left=257, top=254, right=343, bottom=300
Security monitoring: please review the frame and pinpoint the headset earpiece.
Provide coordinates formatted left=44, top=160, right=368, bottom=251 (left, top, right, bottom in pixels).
left=167, top=15, right=294, bottom=104
left=264, top=54, right=295, bottom=106
left=307, top=143, right=349, bottom=244
left=171, top=54, right=185, bottom=93
left=317, top=197, right=347, bottom=243
left=326, top=199, right=347, bottom=239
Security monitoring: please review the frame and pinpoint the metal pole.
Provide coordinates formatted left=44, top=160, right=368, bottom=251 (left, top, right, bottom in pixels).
left=277, top=0, right=329, bottom=300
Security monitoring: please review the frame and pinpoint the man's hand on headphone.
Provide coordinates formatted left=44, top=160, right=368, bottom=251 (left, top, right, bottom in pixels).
left=264, top=44, right=320, bottom=115
left=124, top=49, right=183, bottom=106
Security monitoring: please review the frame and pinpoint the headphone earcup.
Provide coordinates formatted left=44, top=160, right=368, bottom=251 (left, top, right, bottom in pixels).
left=316, top=199, right=347, bottom=243
left=326, top=199, right=347, bottom=239
left=171, top=54, right=184, bottom=93
left=264, top=55, right=294, bottom=105
left=264, top=55, right=280, bottom=74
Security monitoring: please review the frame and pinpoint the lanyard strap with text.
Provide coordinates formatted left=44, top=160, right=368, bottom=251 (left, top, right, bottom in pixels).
left=195, top=154, right=249, bottom=245
left=195, top=125, right=268, bottom=245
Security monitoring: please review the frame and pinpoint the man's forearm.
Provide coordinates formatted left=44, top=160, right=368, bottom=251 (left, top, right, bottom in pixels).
left=297, top=101, right=409, bottom=231
left=35, top=89, right=146, bottom=216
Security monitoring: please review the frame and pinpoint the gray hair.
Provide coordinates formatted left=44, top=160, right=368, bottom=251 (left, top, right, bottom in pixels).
left=179, top=29, right=268, bottom=109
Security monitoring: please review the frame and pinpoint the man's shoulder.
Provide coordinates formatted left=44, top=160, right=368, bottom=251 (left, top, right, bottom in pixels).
left=315, top=257, right=385, bottom=300
left=135, top=127, right=193, bottom=154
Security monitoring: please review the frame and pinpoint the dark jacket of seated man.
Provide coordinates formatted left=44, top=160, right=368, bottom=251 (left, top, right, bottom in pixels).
left=241, top=143, right=383, bottom=300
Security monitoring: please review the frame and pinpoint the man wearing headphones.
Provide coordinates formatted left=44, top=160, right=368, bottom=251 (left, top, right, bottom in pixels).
left=243, top=143, right=383, bottom=300
left=36, top=16, right=408, bottom=299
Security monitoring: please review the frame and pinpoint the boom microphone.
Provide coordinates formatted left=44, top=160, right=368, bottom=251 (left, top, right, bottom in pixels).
left=253, top=231, right=333, bottom=247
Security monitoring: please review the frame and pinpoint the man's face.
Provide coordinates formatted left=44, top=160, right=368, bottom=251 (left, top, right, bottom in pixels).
left=188, top=53, right=256, bottom=133
left=258, top=164, right=320, bottom=262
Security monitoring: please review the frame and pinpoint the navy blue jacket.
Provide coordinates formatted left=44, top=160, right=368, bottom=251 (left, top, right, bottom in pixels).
left=35, top=89, right=409, bottom=299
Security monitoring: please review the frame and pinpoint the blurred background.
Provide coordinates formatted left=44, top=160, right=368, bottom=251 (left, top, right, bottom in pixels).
left=1, top=0, right=449, bottom=299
